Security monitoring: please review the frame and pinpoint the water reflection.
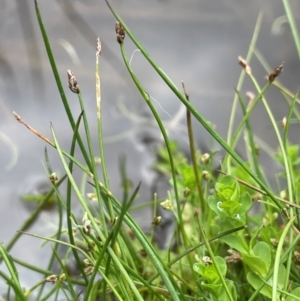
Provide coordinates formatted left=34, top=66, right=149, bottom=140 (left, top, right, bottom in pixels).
left=0, top=0, right=299, bottom=289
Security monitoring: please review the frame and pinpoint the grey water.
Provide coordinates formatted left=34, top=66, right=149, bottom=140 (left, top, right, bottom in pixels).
left=0, top=0, right=299, bottom=292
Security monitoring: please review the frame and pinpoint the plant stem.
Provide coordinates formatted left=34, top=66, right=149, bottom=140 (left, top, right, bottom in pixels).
left=182, top=81, right=205, bottom=211
left=105, top=1, right=281, bottom=210
left=226, top=11, right=263, bottom=173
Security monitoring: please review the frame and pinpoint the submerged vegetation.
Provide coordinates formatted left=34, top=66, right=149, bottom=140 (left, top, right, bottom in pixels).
left=2, top=1, right=300, bottom=300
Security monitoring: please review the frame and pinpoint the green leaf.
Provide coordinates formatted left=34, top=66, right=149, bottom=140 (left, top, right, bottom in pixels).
left=247, top=264, right=286, bottom=299
left=220, top=232, right=249, bottom=254
left=219, top=200, right=240, bottom=215
left=207, top=195, right=228, bottom=219
left=276, top=264, right=286, bottom=290
left=193, top=257, right=227, bottom=284
left=252, top=241, right=271, bottom=272
left=230, top=163, right=256, bottom=194
left=225, top=279, right=237, bottom=301
left=238, top=192, right=252, bottom=215
left=286, top=287, right=300, bottom=301
left=209, top=176, right=251, bottom=220
left=247, top=271, right=272, bottom=298
left=243, top=242, right=271, bottom=276
left=177, top=162, right=197, bottom=189
left=200, top=278, right=236, bottom=300
left=205, top=268, right=219, bottom=283
left=216, top=176, right=240, bottom=203
left=201, top=282, right=224, bottom=298
left=215, top=256, right=227, bottom=277
left=226, top=216, right=245, bottom=228
left=275, top=144, right=300, bottom=167
left=193, top=262, right=206, bottom=276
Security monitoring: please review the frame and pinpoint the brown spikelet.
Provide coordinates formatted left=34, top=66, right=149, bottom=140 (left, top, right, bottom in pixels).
left=67, top=69, right=80, bottom=94
left=115, top=21, right=125, bottom=44
left=268, top=62, right=284, bottom=82
left=238, top=56, right=251, bottom=74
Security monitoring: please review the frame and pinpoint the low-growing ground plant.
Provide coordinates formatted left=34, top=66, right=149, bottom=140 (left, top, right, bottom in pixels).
left=1, top=1, right=300, bottom=301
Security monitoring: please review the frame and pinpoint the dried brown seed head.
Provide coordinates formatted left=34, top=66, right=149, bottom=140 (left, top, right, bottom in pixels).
left=67, top=69, right=80, bottom=94
left=83, top=219, right=91, bottom=235
left=268, top=62, right=284, bottom=82
left=202, top=256, right=213, bottom=265
left=294, top=251, right=300, bottom=265
left=139, top=249, right=147, bottom=258
left=115, top=21, right=125, bottom=44
left=238, top=56, right=251, bottom=74
left=225, top=249, right=241, bottom=263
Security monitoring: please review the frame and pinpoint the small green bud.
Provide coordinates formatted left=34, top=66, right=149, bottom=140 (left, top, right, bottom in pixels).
left=58, top=273, right=66, bottom=282
left=84, top=266, right=94, bottom=275
left=151, top=216, right=162, bottom=226
left=200, top=153, right=210, bottom=164
left=46, top=274, right=58, bottom=284
left=83, top=259, right=93, bottom=267
left=183, top=187, right=190, bottom=198
left=49, top=173, right=58, bottom=185
left=160, top=199, right=173, bottom=210
left=202, top=170, right=211, bottom=181
left=87, top=193, right=97, bottom=201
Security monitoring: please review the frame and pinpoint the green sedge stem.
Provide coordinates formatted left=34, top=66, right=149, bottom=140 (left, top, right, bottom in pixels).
left=183, top=82, right=205, bottom=211
left=226, top=11, right=263, bottom=173
left=119, top=43, right=190, bottom=250
left=105, top=2, right=281, bottom=211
